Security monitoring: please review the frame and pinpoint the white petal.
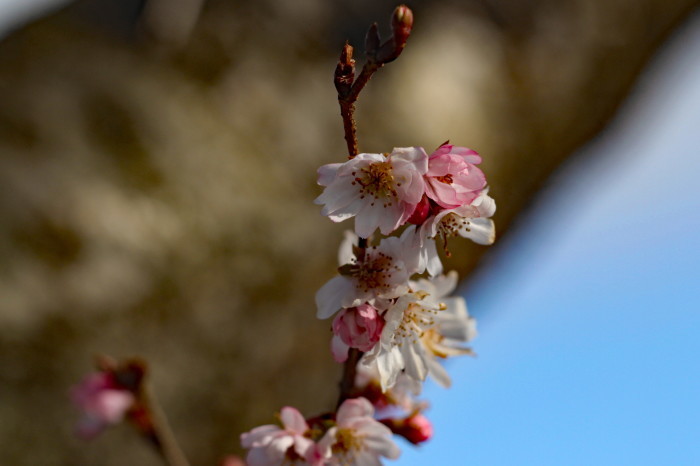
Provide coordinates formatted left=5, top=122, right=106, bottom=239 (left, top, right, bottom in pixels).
left=423, top=238, right=443, bottom=277
left=426, top=357, right=452, bottom=388
left=355, top=202, right=385, bottom=238
left=316, top=181, right=360, bottom=216
left=377, top=347, right=403, bottom=391
left=240, top=425, right=279, bottom=448
left=315, top=276, right=353, bottom=319
left=402, top=342, right=428, bottom=383
left=337, top=398, right=374, bottom=426
left=317, top=163, right=342, bottom=186
left=430, top=270, right=458, bottom=298
left=338, top=231, right=358, bottom=265
left=331, top=335, right=349, bottom=363
left=280, top=407, right=308, bottom=433
left=459, top=217, right=495, bottom=245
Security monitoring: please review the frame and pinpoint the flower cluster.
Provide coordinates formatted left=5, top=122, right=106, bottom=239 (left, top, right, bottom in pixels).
left=315, top=144, right=492, bottom=391
left=241, top=143, right=494, bottom=463
left=240, top=398, right=400, bottom=466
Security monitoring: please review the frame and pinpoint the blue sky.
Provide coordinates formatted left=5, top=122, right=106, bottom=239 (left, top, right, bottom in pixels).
left=399, top=12, right=700, bottom=466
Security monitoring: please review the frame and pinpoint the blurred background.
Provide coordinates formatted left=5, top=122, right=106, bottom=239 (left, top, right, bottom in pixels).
left=0, top=0, right=698, bottom=464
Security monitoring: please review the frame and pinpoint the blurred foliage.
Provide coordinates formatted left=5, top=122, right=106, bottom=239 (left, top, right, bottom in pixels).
left=0, top=0, right=697, bottom=464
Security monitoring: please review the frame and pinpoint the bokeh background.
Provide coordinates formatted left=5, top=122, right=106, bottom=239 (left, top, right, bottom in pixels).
left=0, top=0, right=698, bottom=464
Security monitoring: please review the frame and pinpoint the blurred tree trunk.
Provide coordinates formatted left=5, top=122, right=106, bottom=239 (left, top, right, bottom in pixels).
left=0, top=0, right=697, bottom=464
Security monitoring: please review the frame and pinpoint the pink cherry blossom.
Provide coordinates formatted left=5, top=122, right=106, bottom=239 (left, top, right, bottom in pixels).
left=240, top=406, right=317, bottom=466
left=315, top=398, right=400, bottom=465
left=315, top=147, right=428, bottom=238
left=425, top=143, right=486, bottom=209
left=71, top=372, right=135, bottom=439
left=331, top=304, right=385, bottom=362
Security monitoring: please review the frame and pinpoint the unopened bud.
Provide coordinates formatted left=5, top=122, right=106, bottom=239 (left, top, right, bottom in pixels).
left=377, top=5, right=414, bottom=63
left=385, top=413, right=433, bottom=445
left=365, top=23, right=381, bottom=58
left=407, top=195, right=431, bottom=225
left=334, top=42, right=355, bottom=97
left=391, top=5, right=413, bottom=48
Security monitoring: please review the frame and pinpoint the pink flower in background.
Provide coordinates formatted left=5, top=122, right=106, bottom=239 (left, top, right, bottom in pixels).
left=315, top=147, right=428, bottom=237
left=71, top=372, right=135, bottom=439
left=240, top=406, right=317, bottom=466
left=425, top=143, right=486, bottom=209
left=331, top=304, right=385, bottom=362
left=315, top=398, right=400, bottom=465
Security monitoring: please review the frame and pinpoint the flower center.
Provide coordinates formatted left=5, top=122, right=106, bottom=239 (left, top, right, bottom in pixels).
left=436, top=213, right=471, bottom=257
left=332, top=428, right=364, bottom=462
left=351, top=161, right=398, bottom=206
left=435, top=174, right=453, bottom=184
left=345, top=248, right=399, bottom=293
left=394, top=302, right=439, bottom=345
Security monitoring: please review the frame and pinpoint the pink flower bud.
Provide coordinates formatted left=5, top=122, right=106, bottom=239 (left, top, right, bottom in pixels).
left=407, top=194, right=432, bottom=225
left=332, top=304, right=385, bottom=359
left=392, top=5, right=413, bottom=46
left=386, top=413, right=433, bottom=445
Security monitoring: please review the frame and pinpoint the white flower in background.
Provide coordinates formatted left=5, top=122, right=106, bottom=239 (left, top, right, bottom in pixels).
left=363, top=290, right=442, bottom=391
left=315, top=228, right=423, bottom=320
left=315, top=147, right=428, bottom=238
left=240, top=406, right=317, bottom=466
left=412, top=272, right=477, bottom=388
left=363, top=271, right=477, bottom=391
left=315, top=398, right=400, bottom=466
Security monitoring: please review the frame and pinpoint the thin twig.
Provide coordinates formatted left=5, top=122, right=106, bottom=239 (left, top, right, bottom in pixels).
left=138, top=382, right=191, bottom=466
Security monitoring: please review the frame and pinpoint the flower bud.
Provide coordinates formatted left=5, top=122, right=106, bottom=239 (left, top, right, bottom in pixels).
left=407, top=194, right=431, bottom=225
left=334, top=42, right=355, bottom=97
left=392, top=5, right=413, bottom=49
left=385, top=413, right=433, bottom=445
left=333, top=304, right=384, bottom=352
left=365, top=22, right=381, bottom=58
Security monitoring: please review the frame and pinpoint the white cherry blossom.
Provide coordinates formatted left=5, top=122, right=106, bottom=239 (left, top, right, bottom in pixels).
left=315, top=228, right=424, bottom=320
left=315, top=147, right=428, bottom=238
left=315, top=398, right=400, bottom=466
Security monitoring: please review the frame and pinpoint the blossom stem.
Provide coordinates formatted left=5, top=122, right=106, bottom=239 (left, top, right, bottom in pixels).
left=136, top=382, right=191, bottom=466
left=335, top=5, right=412, bottom=159
left=337, top=348, right=364, bottom=408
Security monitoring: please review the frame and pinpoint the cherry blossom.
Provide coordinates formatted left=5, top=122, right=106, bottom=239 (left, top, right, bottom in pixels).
left=422, top=190, right=496, bottom=246
left=363, top=271, right=477, bottom=391
left=315, top=228, right=425, bottom=320
left=331, top=304, right=385, bottom=363
left=71, top=372, right=135, bottom=439
left=425, top=143, right=486, bottom=209
left=411, top=272, right=477, bottom=388
left=315, top=147, right=428, bottom=238
left=315, top=398, right=400, bottom=466
left=362, top=290, right=442, bottom=391
left=240, top=406, right=317, bottom=466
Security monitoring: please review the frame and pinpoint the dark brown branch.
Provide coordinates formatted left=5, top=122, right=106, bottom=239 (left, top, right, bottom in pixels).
left=334, top=5, right=413, bottom=159
left=336, top=348, right=364, bottom=408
